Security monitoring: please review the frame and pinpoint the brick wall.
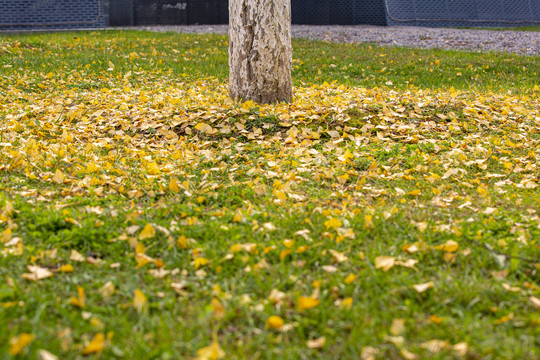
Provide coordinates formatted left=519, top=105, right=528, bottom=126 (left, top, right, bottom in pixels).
left=0, top=0, right=105, bottom=30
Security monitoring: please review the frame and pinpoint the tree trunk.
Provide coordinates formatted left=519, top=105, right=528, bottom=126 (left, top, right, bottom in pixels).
left=229, top=0, right=292, bottom=104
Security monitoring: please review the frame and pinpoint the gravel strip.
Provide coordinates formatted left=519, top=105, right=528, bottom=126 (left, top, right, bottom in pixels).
left=123, top=24, right=539, bottom=56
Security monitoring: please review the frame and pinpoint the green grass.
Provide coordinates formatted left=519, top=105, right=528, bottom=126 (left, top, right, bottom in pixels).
left=1, top=29, right=539, bottom=93
left=0, top=30, right=539, bottom=360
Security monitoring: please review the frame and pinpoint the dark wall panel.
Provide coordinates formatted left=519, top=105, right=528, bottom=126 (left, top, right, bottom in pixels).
left=187, top=1, right=220, bottom=24
left=353, top=0, right=388, bottom=25
left=291, top=0, right=387, bottom=25
left=109, top=0, right=388, bottom=27
left=109, top=0, right=133, bottom=26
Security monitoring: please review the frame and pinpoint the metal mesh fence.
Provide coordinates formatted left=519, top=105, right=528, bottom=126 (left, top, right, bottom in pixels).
left=385, top=0, right=540, bottom=27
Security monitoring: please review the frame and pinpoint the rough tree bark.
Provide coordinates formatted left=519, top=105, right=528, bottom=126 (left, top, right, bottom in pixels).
left=229, top=0, right=292, bottom=104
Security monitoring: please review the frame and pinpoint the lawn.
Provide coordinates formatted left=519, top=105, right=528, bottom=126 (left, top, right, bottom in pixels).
left=0, top=30, right=539, bottom=359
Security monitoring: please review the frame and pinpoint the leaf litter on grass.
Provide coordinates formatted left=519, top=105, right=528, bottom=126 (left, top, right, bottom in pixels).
left=0, top=36, right=539, bottom=359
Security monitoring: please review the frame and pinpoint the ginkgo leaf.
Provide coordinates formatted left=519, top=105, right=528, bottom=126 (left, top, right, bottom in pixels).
left=530, top=296, right=540, bottom=309
left=361, top=346, right=379, bottom=360
left=70, top=250, right=85, bottom=262
left=135, top=242, right=146, bottom=254
left=99, top=281, right=115, bottom=298
left=298, top=296, right=320, bottom=311
left=429, top=315, right=445, bottom=324
left=344, top=273, right=357, bottom=284
left=22, top=265, right=53, bottom=281
left=453, top=342, right=468, bottom=356
left=442, top=168, right=459, bottom=179
left=193, top=257, right=209, bottom=269
left=82, top=333, right=105, bottom=355
left=197, top=338, right=225, bottom=360
left=169, top=178, right=180, bottom=192
left=307, top=336, right=326, bottom=349
left=400, top=348, right=418, bottom=360
left=211, top=298, right=225, bottom=319
left=364, top=214, right=374, bottom=229
left=38, top=349, right=58, bottom=360
left=52, top=169, right=65, bottom=184
left=232, top=212, right=243, bottom=222
left=329, top=249, right=348, bottom=263
left=390, top=318, right=405, bottom=335
left=421, top=339, right=449, bottom=353
left=266, top=315, right=284, bottom=329
left=195, top=123, right=212, bottom=133
left=435, top=240, right=459, bottom=253
left=70, top=286, right=86, bottom=308
left=1, top=227, right=11, bottom=242
left=413, top=281, right=434, bottom=293
left=335, top=297, right=353, bottom=309
left=375, top=256, right=395, bottom=271
left=56, top=264, right=74, bottom=273
left=133, top=289, right=147, bottom=313
left=9, top=333, right=34, bottom=355
left=139, top=223, right=156, bottom=240
left=135, top=253, right=155, bottom=268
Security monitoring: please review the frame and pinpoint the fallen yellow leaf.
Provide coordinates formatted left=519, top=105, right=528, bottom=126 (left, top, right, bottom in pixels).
left=413, top=281, right=434, bottom=293
left=82, top=333, right=105, bottom=355
left=70, top=285, right=86, bottom=308
left=307, top=336, right=326, bottom=349
left=211, top=298, right=225, bottom=319
left=70, top=249, right=85, bottom=262
left=9, top=333, right=34, bottom=355
left=193, top=257, right=209, bottom=269
left=195, top=122, right=212, bottom=133
left=169, top=178, right=179, bottom=192
left=139, top=223, right=156, bottom=240
left=435, top=240, right=459, bottom=253
left=52, top=169, right=65, bottom=184
left=38, top=349, right=58, bottom=360
left=344, top=273, right=357, bottom=284
left=390, top=318, right=405, bottom=335
left=298, top=296, right=320, bottom=311
left=266, top=315, right=285, bottom=329
left=56, top=264, right=74, bottom=273
left=99, top=281, right=115, bottom=298
left=375, top=256, right=395, bottom=271
left=197, top=338, right=225, bottom=360
left=530, top=296, right=540, bottom=309
left=22, top=265, right=53, bottom=281
left=1, top=227, right=11, bottom=242
left=133, top=289, right=147, bottom=313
